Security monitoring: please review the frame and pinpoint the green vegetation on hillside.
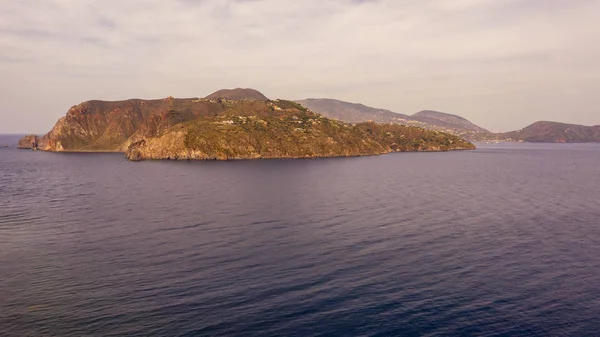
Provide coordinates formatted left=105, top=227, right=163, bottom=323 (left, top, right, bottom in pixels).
left=126, top=100, right=475, bottom=161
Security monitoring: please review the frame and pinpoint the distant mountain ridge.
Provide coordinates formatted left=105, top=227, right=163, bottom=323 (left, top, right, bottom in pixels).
left=296, top=98, right=600, bottom=143
left=294, top=99, right=411, bottom=124
left=295, top=98, right=489, bottom=138
left=501, top=121, right=600, bottom=143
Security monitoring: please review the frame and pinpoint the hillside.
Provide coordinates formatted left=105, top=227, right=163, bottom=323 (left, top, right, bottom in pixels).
left=411, top=110, right=489, bottom=134
left=295, top=99, right=411, bottom=124
left=501, top=121, right=600, bottom=143
left=34, top=96, right=225, bottom=152
left=18, top=89, right=475, bottom=160
left=295, top=98, right=489, bottom=138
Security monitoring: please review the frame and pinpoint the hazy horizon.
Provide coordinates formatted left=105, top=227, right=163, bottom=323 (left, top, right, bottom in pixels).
left=2, top=0, right=599, bottom=134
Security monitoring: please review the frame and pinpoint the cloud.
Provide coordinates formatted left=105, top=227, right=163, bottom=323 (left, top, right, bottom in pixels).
left=1, top=0, right=599, bottom=132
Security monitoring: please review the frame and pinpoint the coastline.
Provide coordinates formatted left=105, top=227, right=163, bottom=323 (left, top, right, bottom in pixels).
left=22, top=146, right=475, bottom=161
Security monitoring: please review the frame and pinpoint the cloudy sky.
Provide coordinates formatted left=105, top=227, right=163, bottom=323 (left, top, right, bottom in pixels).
left=1, top=0, right=599, bottom=133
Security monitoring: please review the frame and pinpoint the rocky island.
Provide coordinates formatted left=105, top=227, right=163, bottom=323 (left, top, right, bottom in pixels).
left=18, top=89, right=475, bottom=161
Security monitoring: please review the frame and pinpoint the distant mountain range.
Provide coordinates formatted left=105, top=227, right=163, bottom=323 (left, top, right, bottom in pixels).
left=296, top=98, right=600, bottom=143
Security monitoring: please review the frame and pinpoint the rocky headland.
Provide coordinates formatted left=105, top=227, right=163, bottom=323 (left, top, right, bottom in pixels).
left=19, top=89, right=476, bottom=161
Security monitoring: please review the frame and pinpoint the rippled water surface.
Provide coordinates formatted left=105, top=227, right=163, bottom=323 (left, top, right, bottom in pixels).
left=2, top=143, right=600, bottom=336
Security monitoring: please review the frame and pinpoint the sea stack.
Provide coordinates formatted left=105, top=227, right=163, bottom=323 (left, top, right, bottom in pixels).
left=17, top=135, right=40, bottom=150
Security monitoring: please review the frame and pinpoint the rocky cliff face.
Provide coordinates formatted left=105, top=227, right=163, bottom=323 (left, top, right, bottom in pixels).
left=34, top=96, right=225, bottom=152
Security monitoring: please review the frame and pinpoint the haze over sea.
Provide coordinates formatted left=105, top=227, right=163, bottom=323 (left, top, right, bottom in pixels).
left=2, top=140, right=600, bottom=336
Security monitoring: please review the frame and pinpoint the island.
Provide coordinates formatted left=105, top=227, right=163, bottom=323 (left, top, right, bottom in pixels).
left=18, top=89, right=476, bottom=161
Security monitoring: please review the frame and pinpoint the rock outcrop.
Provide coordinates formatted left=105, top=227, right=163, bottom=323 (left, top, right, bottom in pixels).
left=17, top=135, right=40, bottom=149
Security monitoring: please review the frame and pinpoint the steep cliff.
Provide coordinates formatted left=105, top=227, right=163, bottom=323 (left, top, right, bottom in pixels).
left=37, top=96, right=226, bottom=152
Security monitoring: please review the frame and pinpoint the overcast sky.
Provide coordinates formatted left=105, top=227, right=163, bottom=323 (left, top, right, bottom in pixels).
left=1, top=0, right=599, bottom=133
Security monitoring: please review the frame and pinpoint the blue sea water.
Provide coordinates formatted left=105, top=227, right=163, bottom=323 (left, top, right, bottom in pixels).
left=1, top=142, right=600, bottom=336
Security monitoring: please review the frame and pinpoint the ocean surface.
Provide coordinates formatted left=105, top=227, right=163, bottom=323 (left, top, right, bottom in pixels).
left=2, top=141, right=600, bottom=336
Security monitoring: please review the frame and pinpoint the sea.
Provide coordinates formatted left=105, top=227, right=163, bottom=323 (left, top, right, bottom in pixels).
left=2, top=136, right=600, bottom=336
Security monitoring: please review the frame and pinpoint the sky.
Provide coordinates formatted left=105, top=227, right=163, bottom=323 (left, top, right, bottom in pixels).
left=1, top=0, right=599, bottom=133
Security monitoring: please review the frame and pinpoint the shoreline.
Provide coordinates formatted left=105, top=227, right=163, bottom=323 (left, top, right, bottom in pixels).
left=20, top=147, right=475, bottom=161
left=126, top=146, right=476, bottom=162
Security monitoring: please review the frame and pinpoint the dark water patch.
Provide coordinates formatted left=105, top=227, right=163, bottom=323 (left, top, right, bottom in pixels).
left=2, top=143, right=600, bottom=336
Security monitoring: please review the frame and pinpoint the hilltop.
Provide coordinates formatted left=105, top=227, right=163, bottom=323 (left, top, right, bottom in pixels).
left=205, top=88, right=269, bottom=101
left=18, top=89, right=475, bottom=160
